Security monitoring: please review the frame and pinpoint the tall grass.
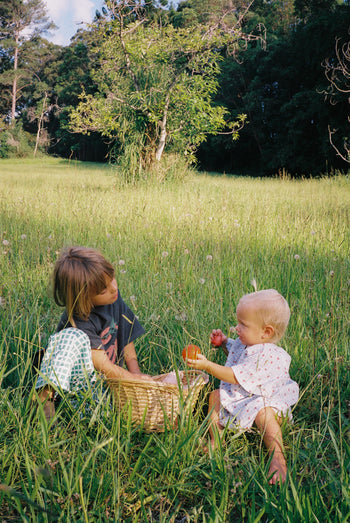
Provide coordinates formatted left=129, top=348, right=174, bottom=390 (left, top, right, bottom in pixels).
left=0, top=158, right=349, bottom=521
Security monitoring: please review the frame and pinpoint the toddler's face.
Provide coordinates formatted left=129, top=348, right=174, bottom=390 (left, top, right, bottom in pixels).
left=92, top=276, right=119, bottom=307
left=235, top=301, right=265, bottom=347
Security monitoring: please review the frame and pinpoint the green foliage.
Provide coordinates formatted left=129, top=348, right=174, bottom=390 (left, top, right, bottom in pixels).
left=0, top=123, right=36, bottom=158
left=0, top=0, right=55, bottom=122
left=322, top=30, right=350, bottom=165
left=294, top=0, right=338, bottom=20
left=69, top=5, right=246, bottom=178
left=1, top=0, right=350, bottom=175
left=171, top=0, right=244, bottom=28
left=0, top=130, right=10, bottom=158
left=199, top=3, right=350, bottom=176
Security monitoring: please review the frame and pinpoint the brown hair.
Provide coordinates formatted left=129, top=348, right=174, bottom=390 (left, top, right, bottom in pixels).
left=53, top=246, right=115, bottom=321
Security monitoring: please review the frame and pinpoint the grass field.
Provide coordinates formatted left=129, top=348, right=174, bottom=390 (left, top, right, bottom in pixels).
left=0, top=157, right=349, bottom=521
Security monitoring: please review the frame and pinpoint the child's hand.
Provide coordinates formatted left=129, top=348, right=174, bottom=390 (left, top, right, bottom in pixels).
left=186, top=353, right=210, bottom=371
left=210, top=329, right=228, bottom=348
left=134, top=373, right=155, bottom=381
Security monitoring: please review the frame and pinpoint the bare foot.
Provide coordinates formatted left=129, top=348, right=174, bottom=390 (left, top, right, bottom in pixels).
left=268, top=454, right=287, bottom=485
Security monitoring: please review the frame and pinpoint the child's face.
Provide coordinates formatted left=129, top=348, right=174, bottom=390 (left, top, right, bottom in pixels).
left=92, top=276, right=119, bottom=307
left=235, top=301, right=266, bottom=347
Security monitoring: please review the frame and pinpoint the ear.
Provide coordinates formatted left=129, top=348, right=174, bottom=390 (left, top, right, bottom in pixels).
left=262, top=324, right=275, bottom=340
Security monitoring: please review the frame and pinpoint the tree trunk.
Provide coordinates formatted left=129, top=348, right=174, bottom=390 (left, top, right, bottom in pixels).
left=155, top=95, right=170, bottom=162
left=11, top=33, right=19, bottom=122
left=156, top=124, right=167, bottom=162
left=34, top=92, right=48, bottom=157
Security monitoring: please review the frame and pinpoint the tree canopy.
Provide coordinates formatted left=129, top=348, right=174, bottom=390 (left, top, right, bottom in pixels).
left=69, top=0, right=253, bottom=176
left=0, top=0, right=349, bottom=177
left=0, top=0, right=55, bottom=121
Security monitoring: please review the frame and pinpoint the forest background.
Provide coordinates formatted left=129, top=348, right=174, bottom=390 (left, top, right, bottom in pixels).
left=0, top=0, right=350, bottom=179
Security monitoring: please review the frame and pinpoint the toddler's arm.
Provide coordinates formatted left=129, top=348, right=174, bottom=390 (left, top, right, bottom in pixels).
left=187, top=354, right=238, bottom=384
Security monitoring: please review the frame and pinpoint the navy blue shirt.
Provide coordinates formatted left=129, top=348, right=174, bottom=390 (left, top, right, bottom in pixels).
left=57, top=292, right=145, bottom=366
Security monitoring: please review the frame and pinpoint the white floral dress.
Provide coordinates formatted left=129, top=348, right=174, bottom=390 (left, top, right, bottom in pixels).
left=219, top=338, right=299, bottom=430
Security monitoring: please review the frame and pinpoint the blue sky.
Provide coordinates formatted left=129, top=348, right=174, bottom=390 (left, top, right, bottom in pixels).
left=44, top=1, right=180, bottom=47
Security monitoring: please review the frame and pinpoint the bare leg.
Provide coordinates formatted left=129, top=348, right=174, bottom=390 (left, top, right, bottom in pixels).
left=208, top=389, right=224, bottom=449
left=38, top=386, right=56, bottom=423
left=254, top=407, right=287, bottom=485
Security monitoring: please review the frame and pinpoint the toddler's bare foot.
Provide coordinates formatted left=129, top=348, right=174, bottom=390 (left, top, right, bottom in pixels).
left=268, top=454, right=287, bottom=484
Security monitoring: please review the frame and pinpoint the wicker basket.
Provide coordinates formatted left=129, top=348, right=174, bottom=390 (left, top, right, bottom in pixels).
left=107, top=370, right=209, bottom=432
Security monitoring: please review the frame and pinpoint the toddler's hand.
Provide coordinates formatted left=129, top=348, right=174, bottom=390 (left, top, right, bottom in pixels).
left=210, top=329, right=228, bottom=347
left=186, top=353, right=209, bottom=371
left=137, top=373, right=155, bottom=381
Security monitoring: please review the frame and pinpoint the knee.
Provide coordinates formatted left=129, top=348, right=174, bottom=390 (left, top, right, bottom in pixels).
left=255, top=407, right=280, bottom=430
left=209, top=389, right=220, bottom=405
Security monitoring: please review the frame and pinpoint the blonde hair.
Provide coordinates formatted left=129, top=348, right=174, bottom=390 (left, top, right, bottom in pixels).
left=53, top=246, right=115, bottom=321
left=238, top=289, right=290, bottom=342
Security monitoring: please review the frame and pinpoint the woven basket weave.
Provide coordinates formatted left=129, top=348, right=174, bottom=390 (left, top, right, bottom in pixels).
left=108, top=370, right=209, bottom=432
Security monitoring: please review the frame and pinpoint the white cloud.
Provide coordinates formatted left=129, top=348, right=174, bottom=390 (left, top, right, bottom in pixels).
left=45, top=0, right=69, bottom=20
left=44, top=0, right=101, bottom=46
left=73, top=0, right=96, bottom=23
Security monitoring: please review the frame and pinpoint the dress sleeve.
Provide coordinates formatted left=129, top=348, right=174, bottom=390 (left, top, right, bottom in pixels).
left=231, top=344, right=292, bottom=397
left=224, top=338, right=244, bottom=367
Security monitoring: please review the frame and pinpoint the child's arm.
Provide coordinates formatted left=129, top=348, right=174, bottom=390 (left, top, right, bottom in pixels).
left=187, top=354, right=239, bottom=385
left=124, top=342, right=142, bottom=374
left=91, top=349, right=153, bottom=380
left=38, top=385, right=56, bottom=422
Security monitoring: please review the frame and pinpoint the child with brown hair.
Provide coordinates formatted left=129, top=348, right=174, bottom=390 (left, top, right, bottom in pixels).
left=186, top=289, right=299, bottom=484
left=36, top=246, right=152, bottom=421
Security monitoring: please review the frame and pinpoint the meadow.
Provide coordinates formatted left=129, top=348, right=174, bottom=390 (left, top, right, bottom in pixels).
left=0, top=157, right=349, bottom=522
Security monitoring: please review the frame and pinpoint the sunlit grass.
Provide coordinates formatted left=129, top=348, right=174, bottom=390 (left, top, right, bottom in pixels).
left=0, top=158, right=349, bottom=521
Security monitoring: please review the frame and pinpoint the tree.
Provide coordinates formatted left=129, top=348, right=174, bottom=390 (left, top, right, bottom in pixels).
left=198, top=2, right=350, bottom=176
left=0, top=0, right=55, bottom=122
left=294, top=0, right=338, bottom=21
left=45, top=29, right=109, bottom=161
left=69, top=0, right=254, bottom=176
left=324, top=33, right=350, bottom=163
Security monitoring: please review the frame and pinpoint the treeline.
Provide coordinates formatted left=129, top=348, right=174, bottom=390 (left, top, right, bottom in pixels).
left=0, top=0, right=349, bottom=177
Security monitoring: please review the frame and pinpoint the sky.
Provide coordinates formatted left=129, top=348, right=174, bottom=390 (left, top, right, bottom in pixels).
left=44, top=0, right=104, bottom=46
left=44, top=1, right=180, bottom=47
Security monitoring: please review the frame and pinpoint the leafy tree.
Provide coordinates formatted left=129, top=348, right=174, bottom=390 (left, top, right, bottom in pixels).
left=172, top=0, right=245, bottom=28
left=69, top=0, right=252, bottom=176
left=0, top=0, right=55, bottom=122
left=17, top=38, right=63, bottom=156
left=323, top=31, right=350, bottom=163
left=294, top=0, right=338, bottom=21
left=45, top=29, right=109, bottom=161
left=198, top=2, right=350, bottom=176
